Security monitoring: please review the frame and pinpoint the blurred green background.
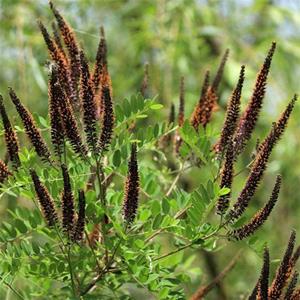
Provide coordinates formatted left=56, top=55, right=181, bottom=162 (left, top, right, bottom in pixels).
left=1, top=0, right=300, bottom=298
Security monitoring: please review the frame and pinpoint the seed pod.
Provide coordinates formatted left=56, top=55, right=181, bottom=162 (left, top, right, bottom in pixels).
left=30, top=169, right=58, bottom=227
left=61, top=164, right=75, bottom=234
left=9, top=88, right=51, bottom=163
left=0, top=95, right=20, bottom=169
left=233, top=42, right=276, bottom=157
left=123, top=143, right=139, bottom=224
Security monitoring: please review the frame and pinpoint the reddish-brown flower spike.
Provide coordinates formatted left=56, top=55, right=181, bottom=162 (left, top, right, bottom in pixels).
left=215, top=65, right=245, bottom=155
left=49, top=1, right=81, bottom=89
left=159, top=103, right=175, bottom=149
left=0, top=159, right=12, bottom=183
left=190, top=70, right=210, bottom=130
left=37, top=20, right=76, bottom=104
left=80, top=50, right=98, bottom=152
left=51, top=21, right=67, bottom=61
left=216, top=140, right=234, bottom=215
left=98, top=86, right=114, bottom=152
left=269, top=230, right=296, bottom=299
left=0, top=95, right=20, bottom=169
left=61, top=164, right=75, bottom=234
left=123, top=143, right=139, bottom=224
left=232, top=42, right=276, bottom=157
left=291, top=287, right=300, bottom=300
left=30, top=169, right=58, bottom=227
left=178, top=76, right=185, bottom=127
left=140, top=63, right=149, bottom=98
left=9, top=88, right=51, bottom=163
left=229, top=175, right=281, bottom=240
left=249, top=247, right=270, bottom=300
left=211, top=48, right=229, bottom=92
left=174, top=77, right=185, bottom=154
left=285, top=271, right=298, bottom=300
left=92, top=26, right=107, bottom=92
left=227, top=95, right=296, bottom=221
left=53, top=73, right=88, bottom=159
left=48, top=69, right=65, bottom=159
left=72, top=190, right=85, bottom=242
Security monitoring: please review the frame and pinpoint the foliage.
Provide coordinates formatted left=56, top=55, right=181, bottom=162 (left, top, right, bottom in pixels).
left=0, top=1, right=300, bottom=300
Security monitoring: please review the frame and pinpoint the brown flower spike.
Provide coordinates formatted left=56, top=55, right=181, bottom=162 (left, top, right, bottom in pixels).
left=249, top=247, right=270, bottom=300
left=216, top=139, right=234, bottom=215
left=80, top=50, right=98, bottom=152
left=0, top=159, right=12, bottom=183
left=92, top=26, right=107, bottom=92
left=38, top=20, right=75, bottom=104
left=232, top=42, right=276, bottom=157
left=30, top=169, right=58, bottom=227
left=190, top=70, right=210, bottom=130
left=140, top=63, right=149, bottom=98
left=49, top=1, right=81, bottom=90
left=48, top=68, right=65, bottom=159
left=229, top=175, right=281, bottom=240
left=215, top=65, right=245, bottom=155
left=227, top=95, right=296, bottom=221
left=269, top=230, right=296, bottom=299
left=0, top=95, right=20, bottom=168
left=123, top=143, right=139, bottom=224
left=212, top=49, right=229, bottom=92
left=174, top=77, right=185, bottom=153
left=53, top=71, right=88, bottom=159
left=9, top=88, right=51, bottom=163
left=61, top=164, right=75, bottom=234
left=72, top=190, right=86, bottom=242
left=98, top=86, right=114, bottom=152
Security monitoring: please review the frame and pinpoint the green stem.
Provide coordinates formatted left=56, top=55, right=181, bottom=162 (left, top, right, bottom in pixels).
left=0, top=276, right=24, bottom=300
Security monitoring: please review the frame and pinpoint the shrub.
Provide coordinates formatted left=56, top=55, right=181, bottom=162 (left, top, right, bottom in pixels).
left=0, top=2, right=298, bottom=299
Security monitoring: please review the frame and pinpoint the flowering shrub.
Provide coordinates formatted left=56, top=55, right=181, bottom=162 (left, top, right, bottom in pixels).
left=0, top=2, right=299, bottom=299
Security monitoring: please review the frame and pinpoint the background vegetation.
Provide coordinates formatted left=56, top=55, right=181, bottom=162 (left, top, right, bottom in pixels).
left=1, top=0, right=300, bottom=298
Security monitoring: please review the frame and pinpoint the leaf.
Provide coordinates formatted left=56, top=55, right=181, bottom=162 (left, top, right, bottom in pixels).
left=112, top=150, right=121, bottom=167
left=150, top=103, right=164, bottom=110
